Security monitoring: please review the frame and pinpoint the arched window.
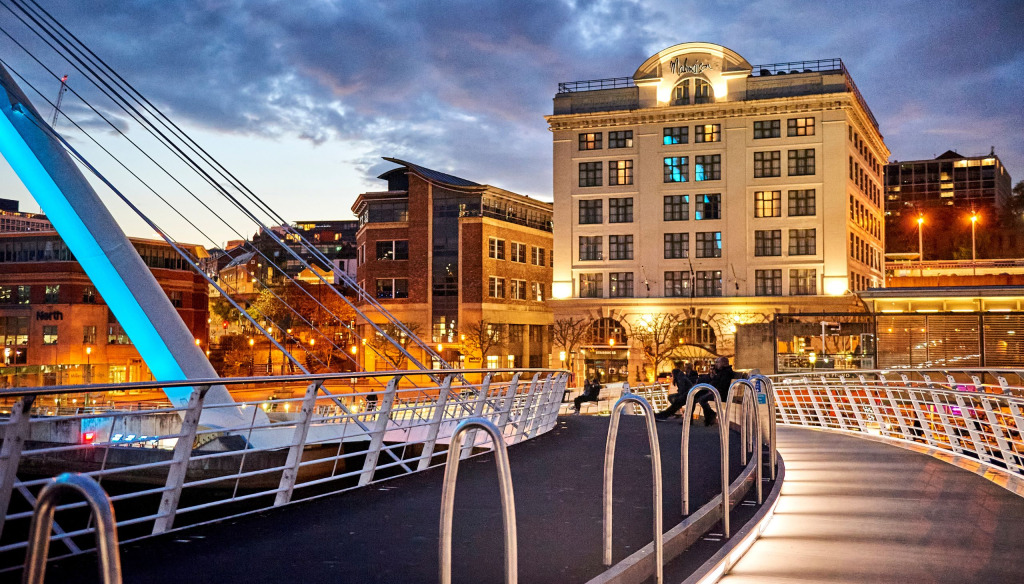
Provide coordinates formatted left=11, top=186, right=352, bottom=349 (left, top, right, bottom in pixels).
left=672, top=82, right=689, bottom=106
left=694, top=79, right=712, bottom=104
left=675, top=317, right=716, bottom=349
left=589, top=317, right=627, bottom=346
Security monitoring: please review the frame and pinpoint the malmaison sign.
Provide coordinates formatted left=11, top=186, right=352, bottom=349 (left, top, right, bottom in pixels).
left=668, top=57, right=713, bottom=76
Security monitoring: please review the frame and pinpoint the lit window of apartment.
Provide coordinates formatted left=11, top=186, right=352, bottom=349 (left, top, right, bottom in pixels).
left=531, top=246, right=546, bottom=266
left=664, top=157, right=688, bottom=182
left=789, top=269, right=816, bottom=295
left=510, top=279, right=528, bottom=300
left=694, top=271, right=722, bottom=297
left=486, top=355, right=499, bottom=369
left=694, top=124, right=720, bottom=143
left=608, top=130, right=633, bottom=148
left=488, top=276, right=506, bottom=298
left=579, top=162, right=602, bottom=187
left=663, top=126, right=688, bottom=145
left=579, top=199, right=602, bottom=224
left=695, top=231, right=722, bottom=258
left=789, top=229, right=816, bottom=255
left=609, top=235, right=633, bottom=260
left=488, top=237, right=505, bottom=260
left=510, top=242, right=527, bottom=263
left=81, top=286, right=96, bottom=304
left=608, top=160, right=633, bottom=185
left=579, top=132, right=602, bottom=150
left=376, top=278, right=409, bottom=299
left=694, top=155, right=721, bottom=181
left=753, top=120, right=780, bottom=139
left=531, top=282, right=545, bottom=302
left=694, top=79, right=712, bottom=104
left=44, top=284, right=60, bottom=303
left=754, top=190, right=781, bottom=217
left=42, top=325, right=58, bottom=345
left=663, top=195, right=689, bottom=221
left=754, top=230, right=782, bottom=257
left=609, top=272, right=633, bottom=298
left=579, top=236, right=603, bottom=261
left=694, top=194, right=721, bottom=220
left=788, top=149, right=815, bottom=176
left=376, top=240, right=409, bottom=260
left=787, top=117, right=815, bottom=137
left=788, top=189, right=816, bottom=216
left=755, top=269, right=782, bottom=296
left=579, top=273, right=603, bottom=298
left=664, top=271, right=691, bottom=297
left=609, top=198, right=633, bottom=224
left=664, top=233, right=689, bottom=259
left=754, top=151, right=781, bottom=178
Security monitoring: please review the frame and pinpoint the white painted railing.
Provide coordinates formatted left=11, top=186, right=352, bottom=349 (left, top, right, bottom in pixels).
left=0, top=368, right=568, bottom=570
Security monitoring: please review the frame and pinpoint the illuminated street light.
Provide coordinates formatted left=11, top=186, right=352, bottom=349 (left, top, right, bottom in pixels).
left=916, top=214, right=924, bottom=276
left=970, top=211, right=979, bottom=275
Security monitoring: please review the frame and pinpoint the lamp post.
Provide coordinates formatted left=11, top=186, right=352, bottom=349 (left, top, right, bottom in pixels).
left=248, top=337, right=255, bottom=376
left=916, top=214, right=924, bottom=276
left=970, top=212, right=979, bottom=276
left=85, top=346, right=92, bottom=384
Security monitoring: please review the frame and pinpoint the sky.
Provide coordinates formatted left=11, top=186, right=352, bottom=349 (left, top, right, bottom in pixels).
left=0, top=0, right=1021, bottom=246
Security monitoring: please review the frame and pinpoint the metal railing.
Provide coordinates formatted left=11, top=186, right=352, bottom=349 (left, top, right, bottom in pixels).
left=557, top=76, right=636, bottom=94
left=728, top=380, right=763, bottom=505
left=603, top=394, right=663, bottom=584
left=0, top=368, right=568, bottom=570
left=439, top=418, right=517, bottom=584
left=769, top=369, right=1024, bottom=480
left=679, top=384, right=729, bottom=537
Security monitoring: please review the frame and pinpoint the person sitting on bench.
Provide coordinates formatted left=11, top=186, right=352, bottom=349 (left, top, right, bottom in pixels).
left=573, top=377, right=601, bottom=413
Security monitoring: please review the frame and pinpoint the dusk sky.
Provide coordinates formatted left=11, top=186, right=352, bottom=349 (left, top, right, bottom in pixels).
left=0, top=0, right=1021, bottom=246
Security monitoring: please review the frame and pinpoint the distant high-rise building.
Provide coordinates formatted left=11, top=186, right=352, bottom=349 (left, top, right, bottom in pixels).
left=0, top=197, right=52, bottom=233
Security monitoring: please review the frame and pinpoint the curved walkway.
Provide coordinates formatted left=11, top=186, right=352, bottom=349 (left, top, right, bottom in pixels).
left=719, top=426, right=1024, bottom=583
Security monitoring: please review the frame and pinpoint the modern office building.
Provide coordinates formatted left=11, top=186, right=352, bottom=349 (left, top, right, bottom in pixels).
left=0, top=197, right=52, bottom=233
left=352, top=158, right=554, bottom=371
left=0, top=232, right=209, bottom=386
left=884, top=150, right=1015, bottom=259
left=546, top=42, right=888, bottom=380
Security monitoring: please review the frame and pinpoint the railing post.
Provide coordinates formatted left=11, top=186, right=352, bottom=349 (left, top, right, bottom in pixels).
left=274, top=380, right=323, bottom=506
left=152, top=385, right=209, bottom=535
left=417, top=375, right=453, bottom=471
left=952, top=393, right=987, bottom=462
left=460, top=374, right=492, bottom=459
left=495, top=374, right=521, bottom=434
left=680, top=383, right=729, bottom=538
left=0, top=395, right=34, bottom=539
left=358, top=376, right=400, bottom=487
left=512, top=373, right=540, bottom=443
left=980, top=397, right=1018, bottom=469
left=523, top=374, right=554, bottom=438
left=728, top=381, right=763, bottom=505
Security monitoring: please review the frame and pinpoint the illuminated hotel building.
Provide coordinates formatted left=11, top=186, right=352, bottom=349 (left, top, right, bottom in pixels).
left=546, top=43, right=888, bottom=377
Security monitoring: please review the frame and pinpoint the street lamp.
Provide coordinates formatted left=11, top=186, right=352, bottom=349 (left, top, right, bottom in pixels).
left=970, top=211, right=979, bottom=276
left=248, top=337, right=255, bottom=376
left=916, top=214, right=924, bottom=276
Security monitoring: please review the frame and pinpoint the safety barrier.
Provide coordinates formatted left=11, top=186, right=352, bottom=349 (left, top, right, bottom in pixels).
left=439, top=418, right=517, bottom=584
left=726, top=380, right=762, bottom=505
left=0, top=368, right=567, bottom=570
left=679, top=384, right=729, bottom=537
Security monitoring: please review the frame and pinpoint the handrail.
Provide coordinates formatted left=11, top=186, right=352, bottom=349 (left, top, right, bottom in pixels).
left=22, top=473, right=121, bottom=584
left=438, top=418, right=517, bottom=584
left=603, top=394, right=663, bottom=584
left=727, top=380, right=763, bottom=504
left=680, top=383, right=730, bottom=537
left=749, top=374, right=778, bottom=480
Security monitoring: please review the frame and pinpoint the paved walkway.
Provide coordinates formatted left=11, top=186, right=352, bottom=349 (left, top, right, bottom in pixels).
left=719, top=426, right=1024, bottom=583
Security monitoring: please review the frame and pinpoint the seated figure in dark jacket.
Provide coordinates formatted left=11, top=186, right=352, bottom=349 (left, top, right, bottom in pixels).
left=655, top=356, right=734, bottom=425
left=573, top=378, right=602, bottom=413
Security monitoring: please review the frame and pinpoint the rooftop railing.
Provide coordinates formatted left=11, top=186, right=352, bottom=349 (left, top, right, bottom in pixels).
left=557, top=76, right=636, bottom=94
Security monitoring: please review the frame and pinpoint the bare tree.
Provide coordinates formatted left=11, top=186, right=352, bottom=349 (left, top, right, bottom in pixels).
left=461, top=319, right=505, bottom=365
left=626, top=313, right=682, bottom=382
left=364, top=321, right=423, bottom=369
left=551, top=316, right=592, bottom=380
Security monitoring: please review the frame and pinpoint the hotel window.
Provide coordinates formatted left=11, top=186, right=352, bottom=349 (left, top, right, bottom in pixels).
left=363, top=201, right=408, bottom=224
left=579, top=162, right=602, bottom=187
left=788, top=149, right=815, bottom=176
left=753, top=151, right=781, bottom=178
left=608, top=160, right=633, bottom=185
left=787, top=117, right=815, bottom=136
left=672, top=83, right=689, bottom=105
left=531, top=282, right=545, bottom=302
left=664, top=157, right=688, bottom=183
left=44, top=284, right=60, bottom=303
left=579, top=236, right=603, bottom=261
left=488, top=237, right=505, bottom=260
left=754, top=190, right=782, bottom=217
left=579, top=273, right=603, bottom=298
left=788, top=189, right=816, bottom=216
left=376, top=240, right=409, bottom=261
left=579, top=199, right=602, bottom=224
left=42, top=325, right=58, bottom=345
left=694, top=79, right=712, bottom=104
left=789, top=269, right=816, bottom=295
left=694, top=155, right=721, bottom=181
left=609, top=235, right=633, bottom=260
left=485, top=355, right=499, bottom=369
left=694, top=271, right=722, bottom=297
left=83, top=325, right=97, bottom=344
left=0, top=287, right=14, bottom=304
left=694, top=124, right=720, bottom=143
left=663, top=195, right=689, bottom=221
left=488, top=276, right=506, bottom=298
left=609, top=197, right=633, bottom=223
left=789, top=229, right=816, bottom=255
left=663, top=126, right=688, bottom=145
left=754, top=230, right=782, bottom=257
left=695, top=231, right=722, bottom=258
left=510, top=242, right=527, bottom=263
left=608, top=130, right=633, bottom=149
left=755, top=270, right=782, bottom=296
left=531, top=246, right=546, bottom=266
left=168, top=291, right=183, bottom=308
left=753, top=120, right=780, bottom=139
left=81, top=286, right=96, bottom=304
left=664, top=233, right=689, bottom=259
left=510, top=279, right=528, bottom=300
left=694, top=194, right=721, bottom=220
left=376, top=278, right=409, bottom=299
left=579, top=132, right=602, bottom=150
left=609, top=272, right=633, bottom=298
left=664, top=271, right=692, bottom=297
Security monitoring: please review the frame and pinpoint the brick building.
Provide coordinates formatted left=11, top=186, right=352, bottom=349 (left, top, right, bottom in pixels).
left=352, top=158, right=553, bottom=370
